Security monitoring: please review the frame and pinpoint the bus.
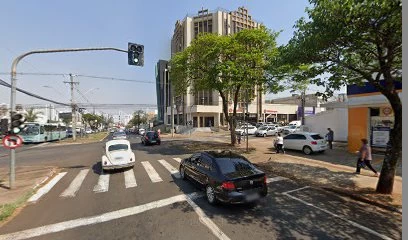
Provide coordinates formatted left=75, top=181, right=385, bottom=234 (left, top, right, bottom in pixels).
left=19, top=122, right=67, bottom=143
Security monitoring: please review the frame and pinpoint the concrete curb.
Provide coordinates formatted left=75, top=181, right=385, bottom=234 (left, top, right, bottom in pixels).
left=31, top=167, right=59, bottom=191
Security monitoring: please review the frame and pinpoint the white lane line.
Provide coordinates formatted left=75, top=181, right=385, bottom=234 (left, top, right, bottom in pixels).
left=284, top=193, right=393, bottom=240
left=0, top=194, right=193, bottom=240
left=124, top=168, right=137, bottom=188
left=172, top=157, right=182, bottom=163
left=281, top=186, right=310, bottom=195
left=141, top=161, right=163, bottom=183
left=266, top=176, right=287, bottom=184
left=185, top=194, right=231, bottom=240
left=60, top=169, right=89, bottom=198
left=93, top=174, right=110, bottom=193
left=158, top=159, right=180, bottom=179
left=28, top=172, right=67, bottom=203
left=28, top=142, right=50, bottom=149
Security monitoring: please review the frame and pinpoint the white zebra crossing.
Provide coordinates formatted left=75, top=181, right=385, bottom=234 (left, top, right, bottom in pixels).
left=158, top=159, right=180, bottom=178
left=124, top=169, right=137, bottom=188
left=141, top=161, right=163, bottom=183
left=60, top=169, right=89, bottom=198
left=172, top=157, right=182, bottom=163
left=93, top=174, right=110, bottom=193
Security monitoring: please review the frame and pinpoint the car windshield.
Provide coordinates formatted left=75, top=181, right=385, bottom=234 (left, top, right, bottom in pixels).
left=113, top=132, right=126, bottom=136
left=311, top=134, right=324, bottom=140
left=215, top=158, right=254, bottom=175
left=259, top=127, right=268, bottom=130
left=108, top=144, right=129, bottom=151
left=146, top=132, right=158, bottom=137
left=289, top=125, right=297, bottom=129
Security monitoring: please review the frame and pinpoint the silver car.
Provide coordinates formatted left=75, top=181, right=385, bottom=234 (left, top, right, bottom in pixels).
left=112, top=131, right=127, bottom=140
left=255, top=126, right=278, bottom=137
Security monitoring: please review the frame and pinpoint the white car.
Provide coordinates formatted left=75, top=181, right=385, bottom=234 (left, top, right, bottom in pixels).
left=235, top=125, right=257, bottom=135
left=138, top=128, right=146, bottom=135
left=102, top=140, right=135, bottom=170
left=112, top=131, right=127, bottom=140
left=255, top=126, right=278, bottom=137
left=283, top=125, right=302, bottom=135
left=283, top=132, right=327, bottom=155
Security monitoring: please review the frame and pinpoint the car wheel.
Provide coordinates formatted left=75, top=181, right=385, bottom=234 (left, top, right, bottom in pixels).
left=206, top=185, right=217, bottom=205
left=303, top=146, right=313, bottom=155
left=263, top=133, right=266, bottom=137
left=261, top=186, right=268, bottom=197
left=179, top=166, right=186, bottom=180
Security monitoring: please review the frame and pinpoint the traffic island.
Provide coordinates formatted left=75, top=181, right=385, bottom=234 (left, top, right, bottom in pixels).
left=0, top=165, right=58, bottom=224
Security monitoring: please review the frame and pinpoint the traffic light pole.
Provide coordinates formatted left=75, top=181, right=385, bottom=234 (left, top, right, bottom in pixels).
left=9, top=47, right=128, bottom=189
left=65, top=74, right=79, bottom=141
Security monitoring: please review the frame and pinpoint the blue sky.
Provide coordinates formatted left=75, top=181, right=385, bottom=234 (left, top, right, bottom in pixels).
left=0, top=0, right=340, bottom=113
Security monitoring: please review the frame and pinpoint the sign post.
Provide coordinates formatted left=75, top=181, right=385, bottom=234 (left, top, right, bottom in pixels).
left=2, top=135, right=23, bottom=149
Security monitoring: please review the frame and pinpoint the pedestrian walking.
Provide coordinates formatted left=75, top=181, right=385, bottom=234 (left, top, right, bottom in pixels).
left=326, top=128, right=334, bottom=149
left=236, top=133, right=241, bottom=144
left=275, top=133, right=285, bottom=154
left=157, top=129, right=161, bottom=136
left=355, top=138, right=379, bottom=176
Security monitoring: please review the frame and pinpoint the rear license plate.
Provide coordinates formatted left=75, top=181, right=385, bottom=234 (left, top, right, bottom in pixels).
left=245, top=193, right=260, bottom=202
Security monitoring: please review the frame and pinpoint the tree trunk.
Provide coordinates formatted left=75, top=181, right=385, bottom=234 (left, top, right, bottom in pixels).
left=376, top=91, right=402, bottom=194
left=220, top=92, right=236, bottom=145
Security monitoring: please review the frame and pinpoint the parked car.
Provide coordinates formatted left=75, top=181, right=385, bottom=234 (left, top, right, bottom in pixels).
left=283, top=132, right=327, bottom=155
left=255, top=126, right=278, bottom=137
left=101, top=140, right=135, bottom=170
left=179, top=151, right=268, bottom=204
left=85, top=129, right=93, bottom=134
left=235, top=125, right=257, bottom=136
left=112, top=131, right=127, bottom=140
left=283, top=125, right=302, bottom=135
left=288, top=120, right=301, bottom=126
left=66, top=128, right=73, bottom=138
left=138, top=128, right=146, bottom=135
left=141, top=131, right=161, bottom=145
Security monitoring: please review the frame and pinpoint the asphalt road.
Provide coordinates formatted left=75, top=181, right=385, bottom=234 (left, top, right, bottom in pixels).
left=0, top=134, right=401, bottom=240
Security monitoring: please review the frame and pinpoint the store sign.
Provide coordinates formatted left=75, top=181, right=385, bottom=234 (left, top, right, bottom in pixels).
left=371, top=126, right=390, bottom=147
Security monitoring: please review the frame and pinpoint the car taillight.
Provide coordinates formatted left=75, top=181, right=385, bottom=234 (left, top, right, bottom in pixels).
left=145, top=136, right=148, bottom=140
left=221, top=181, right=235, bottom=190
left=311, top=141, right=317, bottom=145
left=264, top=176, right=267, bottom=184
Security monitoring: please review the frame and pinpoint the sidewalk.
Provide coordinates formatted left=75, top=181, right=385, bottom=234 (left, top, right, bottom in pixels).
left=0, top=165, right=57, bottom=222
left=237, top=138, right=402, bottom=211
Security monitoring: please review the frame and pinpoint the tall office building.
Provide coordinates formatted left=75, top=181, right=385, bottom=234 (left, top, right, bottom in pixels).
left=166, top=7, right=263, bottom=128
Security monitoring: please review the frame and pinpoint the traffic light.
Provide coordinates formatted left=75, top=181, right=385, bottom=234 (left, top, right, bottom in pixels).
left=128, top=42, right=144, bottom=66
left=10, top=113, right=26, bottom=134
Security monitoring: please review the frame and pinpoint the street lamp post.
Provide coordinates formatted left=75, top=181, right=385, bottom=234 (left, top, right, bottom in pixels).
left=165, top=67, right=174, bottom=138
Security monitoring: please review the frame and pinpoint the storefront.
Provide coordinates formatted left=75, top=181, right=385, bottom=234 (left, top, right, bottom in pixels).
left=347, top=81, right=401, bottom=152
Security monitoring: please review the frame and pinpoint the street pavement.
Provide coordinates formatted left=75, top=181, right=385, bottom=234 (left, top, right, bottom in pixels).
left=0, top=134, right=401, bottom=239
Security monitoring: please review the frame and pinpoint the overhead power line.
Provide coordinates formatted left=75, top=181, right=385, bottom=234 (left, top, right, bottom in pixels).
left=0, top=78, right=71, bottom=106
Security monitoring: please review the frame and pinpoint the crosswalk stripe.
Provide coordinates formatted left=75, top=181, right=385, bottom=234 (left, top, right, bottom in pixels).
left=266, top=176, right=287, bottom=184
left=93, top=174, right=110, bottom=193
left=158, top=159, right=180, bottom=179
left=124, top=169, right=137, bottom=188
left=172, top=157, right=182, bottom=163
left=28, top=172, right=67, bottom=202
left=141, top=161, right=163, bottom=183
left=60, top=169, right=89, bottom=198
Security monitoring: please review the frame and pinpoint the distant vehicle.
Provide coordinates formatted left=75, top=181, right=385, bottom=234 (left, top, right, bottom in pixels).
left=283, top=125, right=302, bottom=135
left=112, top=131, right=127, bottom=140
left=110, top=129, right=115, bottom=133
left=283, top=132, right=327, bottom=155
left=288, top=120, right=301, bottom=126
left=141, top=131, right=161, bottom=145
left=85, top=129, right=93, bottom=134
left=101, top=140, right=135, bottom=170
left=179, top=151, right=268, bottom=204
left=20, top=123, right=67, bottom=143
left=255, top=126, right=278, bottom=137
left=138, top=128, right=146, bottom=135
left=66, top=128, right=73, bottom=138
left=235, top=125, right=257, bottom=136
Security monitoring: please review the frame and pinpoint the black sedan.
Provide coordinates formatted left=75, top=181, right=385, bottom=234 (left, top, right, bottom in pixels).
left=179, top=151, right=268, bottom=204
left=141, top=131, right=161, bottom=145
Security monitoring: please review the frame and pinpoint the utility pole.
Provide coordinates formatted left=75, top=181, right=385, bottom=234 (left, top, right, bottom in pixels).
left=64, top=74, right=79, bottom=141
left=245, top=89, right=249, bottom=152
left=301, top=90, right=306, bottom=126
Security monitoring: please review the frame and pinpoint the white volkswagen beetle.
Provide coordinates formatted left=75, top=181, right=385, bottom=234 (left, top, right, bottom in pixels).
left=102, top=140, right=135, bottom=170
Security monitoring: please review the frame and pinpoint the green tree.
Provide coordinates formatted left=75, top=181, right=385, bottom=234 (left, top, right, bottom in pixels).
left=170, top=28, right=281, bottom=145
left=283, top=0, right=401, bottom=193
left=129, top=110, right=147, bottom=129
left=25, top=108, right=40, bottom=122
left=82, top=113, right=102, bottom=130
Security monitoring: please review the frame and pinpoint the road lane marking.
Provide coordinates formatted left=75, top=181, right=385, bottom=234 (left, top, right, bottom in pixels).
left=93, top=174, right=110, bottom=193
left=60, top=169, right=89, bottom=198
left=28, top=172, right=67, bottom=203
left=185, top=194, right=231, bottom=240
left=158, top=159, right=180, bottom=178
left=266, top=176, right=287, bottom=183
left=124, top=168, right=137, bottom=188
left=0, top=194, right=196, bottom=240
left=281, top=186, right=310, bottom=195
left=284, top=193, right=393, bottom=240
left=172, top=157, right=182, bottom=163
left=28, top=143, right=50, bottom=149
left=141, top=161, right=163, bottom=183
